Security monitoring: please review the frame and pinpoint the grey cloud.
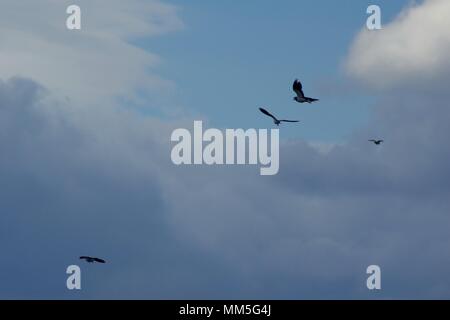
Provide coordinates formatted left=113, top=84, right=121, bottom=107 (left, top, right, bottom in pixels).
left=2, top=70, right=450, bottom=299
left=2, top=0, right=450, bottom=299
left=345, top=0, right=450, bottom=90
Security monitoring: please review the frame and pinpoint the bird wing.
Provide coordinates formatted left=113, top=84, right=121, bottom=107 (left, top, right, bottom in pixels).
left=94, top=258, right=106, bottom=263
left=293, top=79, right=305, bottom=98
left=259, top=108, right=278, bottom=121
left=280, top=120, right=299, bottom=123
left=79, top=256, right=90, bottom=260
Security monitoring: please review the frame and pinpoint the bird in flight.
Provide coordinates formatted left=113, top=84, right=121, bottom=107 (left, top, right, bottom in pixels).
left=80, top=256, right=106, bottom=264
left=259, top=108, right=299, bottom=126
left=293, top=79, right=319, bottom=104
left=369, top=139, right=384, bottom=145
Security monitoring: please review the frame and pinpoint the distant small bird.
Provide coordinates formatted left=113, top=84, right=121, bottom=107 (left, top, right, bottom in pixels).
left=259, top=108, right=299, bottom=126
left=369, top=139, right=384, bottom=145
left=80, top=256, right=106, bottom=264
left=293, top=79, right=319, bottom=104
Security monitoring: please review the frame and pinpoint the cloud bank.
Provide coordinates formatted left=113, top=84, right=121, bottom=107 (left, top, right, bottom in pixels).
left=1, top=0, right=450, bottom=299
left=346, top=0, right=450, bottom=90
left=0, top=0, right=183, bottom=106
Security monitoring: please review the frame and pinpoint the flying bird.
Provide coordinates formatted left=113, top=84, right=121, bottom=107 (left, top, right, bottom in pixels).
left=369, top=139, right=384, bottom=145
left=80, top=256, right=106, bottom=264
left=293, top=79, right=319, bottom=104
left=259, top=108, right=299, bottom=126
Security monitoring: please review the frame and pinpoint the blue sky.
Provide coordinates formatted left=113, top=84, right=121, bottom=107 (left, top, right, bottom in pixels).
left=140, top=0, right=410, bottom=142
left=2, top=0, right=450, bottom=300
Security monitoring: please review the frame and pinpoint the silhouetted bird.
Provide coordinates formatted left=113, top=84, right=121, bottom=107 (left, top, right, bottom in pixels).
left=259, top=108, right=299, bottom=126
left=369, top=139, right=384, bottom=145
left=293, top=79, right=319, bottom=104
left=80, top=256, right=106, bottom=264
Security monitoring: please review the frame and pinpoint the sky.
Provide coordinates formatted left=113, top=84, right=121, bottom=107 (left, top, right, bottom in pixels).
left=1, top=0, right=450, bottom=299
left=143, top=0, right=410, bottom=142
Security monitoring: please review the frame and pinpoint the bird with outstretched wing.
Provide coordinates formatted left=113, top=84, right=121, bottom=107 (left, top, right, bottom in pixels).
left=369, top=139, right=384, bottom=145
left=80, top=256, right=106, bottom=264
left=293, top=79, right=319, bottom=104
left=259, top=108, right=299, bottom=126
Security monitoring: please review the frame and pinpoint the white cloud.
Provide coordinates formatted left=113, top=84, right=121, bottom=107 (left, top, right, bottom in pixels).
left=345, top=0, right=450, bottom=89
left=0, top=0, right=183, bottom=106
left=3, top=0, right=450, bottom=299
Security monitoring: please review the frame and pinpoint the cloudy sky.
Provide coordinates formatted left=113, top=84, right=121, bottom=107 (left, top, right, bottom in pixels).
left=1, top=0, right=450, bottom=299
